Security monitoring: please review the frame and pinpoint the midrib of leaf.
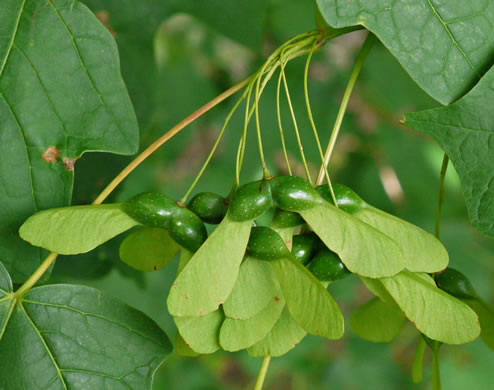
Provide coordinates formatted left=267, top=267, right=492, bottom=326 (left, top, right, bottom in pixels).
left=47, top=0, right=131, bottom=146
left=0, top=0, right=24, bottom=78
left=426, top=0, right=480, bottom=78
left=22, top=298, right=163, bottom=345
left=19, top=302, right=69, bottom=390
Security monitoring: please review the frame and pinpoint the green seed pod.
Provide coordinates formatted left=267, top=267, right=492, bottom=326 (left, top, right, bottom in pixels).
left=291, top=233, right=321, bottom=265
left=168, top=206, right=208, bottom=252
left=271, top=208, right=304, bottom=228
left=307, top=249, right=350, bottom=282
left=271, top=176, right=322, bottom=211
left=123, top=192, right=177, bottom=227
left=229, top=180, right=274, bottom=222
left=187, top=192, right=228, bottom=225
left=435, top=268, right=478, bottom=300
left=247, top=226, right=290, bottom=261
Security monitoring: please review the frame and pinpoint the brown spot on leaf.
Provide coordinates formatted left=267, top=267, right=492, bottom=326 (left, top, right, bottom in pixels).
left=153, top=265, right=157, bottom=271
left=42, top=146, right=61, bottom=163
left=95, top=11, right=116, bottom=36
left=63, top=157, right=77, bottom=171
left=274, top=296, right=280, bottom=302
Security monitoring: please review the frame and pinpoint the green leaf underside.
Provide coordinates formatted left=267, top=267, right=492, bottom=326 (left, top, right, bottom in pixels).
left=405, top=64, right=494, bottom=237
left=19, top=204, right=139, bottom=255
left=174, top=310, right=224, bottom=354
left=119, top=227, right=180, bottom=272
left=316, top=0, right=494, bottom=105
left=0, top=262, right=171, bottom=389
left=271, top=257, right=344, bottom=340
left=354, top=206, right=448, bottom=272
left=300, top=203, right=405, bottom=278
left=220, top=294, right=285, bottom=352
left=223, top=257, right=280, bottom=320
left=167, top=216, right=251, bottom=317
left=378, top=271, right=480, bottom=344
left=350, top=297, right=405, bottom=343
left=465, top=299, right=494, bottom=351
left=0, top=0, right=139, bottom=282
left=247, top=307, right=307, bottom=358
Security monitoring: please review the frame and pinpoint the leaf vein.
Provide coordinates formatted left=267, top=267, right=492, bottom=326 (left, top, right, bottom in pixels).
left=0, top=0, right=25, bottom=78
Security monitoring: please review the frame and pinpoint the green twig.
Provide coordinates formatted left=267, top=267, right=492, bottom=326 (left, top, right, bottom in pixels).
left=412, top=337, right=426, bottom=384
left=432, top=344, right=442, bottom=390
left=254, top=356, right=271, bottom=390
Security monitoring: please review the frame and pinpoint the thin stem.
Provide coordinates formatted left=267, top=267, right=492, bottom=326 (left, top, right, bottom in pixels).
left=432, top=344, right=442, bottom=390
left=412, top=337, right=426, bottom=384
left=316, top=33, right=376, bottom=185
left=254, top=60, right=272, bottom=178
left=180, top=91, right=246, bottom=204
left=254, top=356, right=271, bottom=390
left=14, top=252, right=58, bottom=297
left=276, top=67, right=292, bottom=175
left=435, top=154, right=449, bottom=239
left=304, top=41, right=337, bottom=205
left=237, top=79, right=256, bottom=185
left=94, top=76, right=251, bottom=205
left=281, top=58, right=313, bottom=185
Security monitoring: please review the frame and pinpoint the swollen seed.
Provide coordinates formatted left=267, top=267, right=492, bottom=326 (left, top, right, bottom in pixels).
left=247, top=226, right=290, bottom=261
left=123, top=192, right=177, bottom=227
left=229, top=180, right=274, bottom=222
left=188, top=192, right=228, bottom=225
left=291, top=234, right=321, bottom=265
left=435, top=268, right=478, bottom=300
left=271, top=208, right=304, bottom=228
left=271, top=176, right=322, bottom=212
left=307, top=249, right=350, bottom=282
left=168, top=207, right=208, bottom=252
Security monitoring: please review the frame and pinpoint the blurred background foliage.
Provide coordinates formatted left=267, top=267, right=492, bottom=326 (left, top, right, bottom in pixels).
left=50, top=0, right=494, bottom=389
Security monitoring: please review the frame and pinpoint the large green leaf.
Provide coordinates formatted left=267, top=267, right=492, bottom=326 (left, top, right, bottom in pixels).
left=316, top=0, right=494, bottom=105
left=19, top=204, right=139, bottom=255
left=220, top=294, right=285, bottom=352
left=350, top=297, right=405, bottom=343
left=300, top=203, right=405, bottom=278
left=405, top=65, right=494, bottom=237
left=465, top=299, right=494, bottom=351
left=174, top=310, right=224, bottom=354
left=223, top=257, right=280, bottom=320
left=247, top=307, right=307, bottom=358
left=271, top=257, right=344, bottom=340
left=167, top=215, right=251, bottom=316
left=119, top=227, right=180, bottom=272
left=379, top=271, right=480, bottom=344
left=351, top=205, right=448, bottom=272
left=0, top=262, right=171, bottom=389
left=0, top=0, right=139, bottom=282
